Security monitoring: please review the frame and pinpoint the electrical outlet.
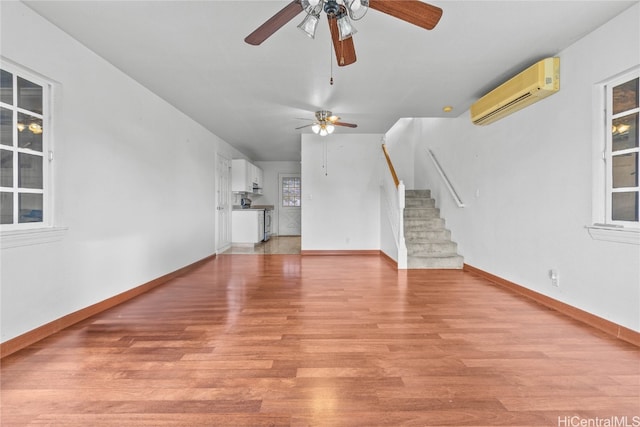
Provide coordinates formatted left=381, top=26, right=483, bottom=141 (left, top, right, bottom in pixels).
left=549, top=269, right=559, bottom=287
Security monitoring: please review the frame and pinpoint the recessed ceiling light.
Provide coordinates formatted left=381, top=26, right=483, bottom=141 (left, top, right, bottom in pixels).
left=443, top=106, right=453, bottom=113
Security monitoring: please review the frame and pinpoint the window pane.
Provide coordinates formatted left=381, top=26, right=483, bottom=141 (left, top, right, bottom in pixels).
left=18, top=152, right=43, bottom=189
left=281, top=176, right=301, bottom=208
left=1, top=107, right=12, bottom=147
left=1, top=68, right=49, bottom=228
left=18, top=192, right=42, bottom=223
left=17, top=112, right=43, bottom=152
left=612, top=77, right=639, bottom=115
left=612, top=191, right=639, bottom=222
left=1, top=191, right=13, bottom=224
left=17, top=77, right=42, bottom=114
left=1, top=149, right=13, bottom=187
left=612, top=153, right=638, bottom=188
left=612, top=113, right=638, bottom=152
left=0, top=69, right=12, bottom=105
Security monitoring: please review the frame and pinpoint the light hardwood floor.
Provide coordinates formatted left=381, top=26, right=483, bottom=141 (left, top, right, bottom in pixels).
left=1, top=254, right=638, bottom=426
left=223, top=236, right=301, bottom=255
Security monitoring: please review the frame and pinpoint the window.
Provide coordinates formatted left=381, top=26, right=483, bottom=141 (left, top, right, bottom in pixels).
left=606, top=74, right=639, bottom=225
left=281, top=176, right=301, bottom=207
left=589, top=68, right=640, bottom=244
left=0, top=63, right=51, bottom=231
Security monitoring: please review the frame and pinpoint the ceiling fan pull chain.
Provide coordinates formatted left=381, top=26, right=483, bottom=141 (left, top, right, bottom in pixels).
left=329, top=39, right=334, bottom=85
left=324, top=141, right=328, bottom=176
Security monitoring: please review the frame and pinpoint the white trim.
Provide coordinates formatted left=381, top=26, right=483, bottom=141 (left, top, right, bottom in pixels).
left=591, top=66, right=639, bottom=235
left=605, top=70, right=639, bottom=226
left=586, top=225, right=640, bottom=245
left=591, top=80, right=607, bottom=224
left=1, top=60, right=55, bottom=231
left=1, top=226, right=68, bottom=249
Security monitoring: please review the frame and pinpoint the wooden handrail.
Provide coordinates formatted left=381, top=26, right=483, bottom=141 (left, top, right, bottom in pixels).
left=381, top=143, right=400, bottom=188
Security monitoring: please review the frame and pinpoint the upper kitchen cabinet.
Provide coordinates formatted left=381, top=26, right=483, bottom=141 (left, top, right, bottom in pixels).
left=231, top=159, right=252, bottom=193
left=253, top=164, right=263, bottom=190
left=232, top=159, right=263, bottom=194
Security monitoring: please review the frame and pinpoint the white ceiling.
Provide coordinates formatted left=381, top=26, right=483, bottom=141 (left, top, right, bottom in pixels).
left=23, top=0, right=637, bottom=161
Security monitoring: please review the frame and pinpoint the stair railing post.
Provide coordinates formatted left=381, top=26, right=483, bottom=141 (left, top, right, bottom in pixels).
left=397, top=180, right=407, bottom=269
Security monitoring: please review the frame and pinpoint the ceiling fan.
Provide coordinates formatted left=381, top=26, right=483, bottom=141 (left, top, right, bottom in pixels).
left=245, top=0, right=443, bottom=67
left=296, top=110, right=357, bottom=136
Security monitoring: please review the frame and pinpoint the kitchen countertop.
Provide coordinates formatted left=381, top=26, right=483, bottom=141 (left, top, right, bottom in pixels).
left=232, top=205, right=274, bottom=211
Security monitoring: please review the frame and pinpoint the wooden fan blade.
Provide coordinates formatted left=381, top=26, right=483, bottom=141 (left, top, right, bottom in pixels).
left=245, top=0, right=304, bottom=45
left=295, top=123, right=315, bottom=130
left=334, top=121, right=358, bottom=128
left=369, top=0, right=443, bottom=30
left=327, top=15, right=357, bottom=67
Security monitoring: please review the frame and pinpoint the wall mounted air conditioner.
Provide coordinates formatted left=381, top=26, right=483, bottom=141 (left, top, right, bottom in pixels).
left=470, top=57, right=560, bottom=126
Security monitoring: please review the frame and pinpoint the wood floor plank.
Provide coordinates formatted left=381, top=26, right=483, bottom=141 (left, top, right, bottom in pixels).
left=1, top=254, right=638, bottom=426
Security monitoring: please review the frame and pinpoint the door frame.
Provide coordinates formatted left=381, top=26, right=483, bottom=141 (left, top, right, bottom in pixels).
left=278, top=172, right=301, bottom=236
left=215, top=153, right=232, bottom=253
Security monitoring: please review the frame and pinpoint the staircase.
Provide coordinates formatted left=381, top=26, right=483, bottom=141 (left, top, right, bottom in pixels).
left=404, top=189, right=463, bottom=269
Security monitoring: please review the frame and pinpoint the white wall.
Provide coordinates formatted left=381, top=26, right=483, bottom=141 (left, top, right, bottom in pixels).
left=0, top=2, right=242, bottom=342
left=383, top=118, right=419, bottom=188
left=301, top=134, right=383, bottom=251
left=412, top=4, right=640, bottom=331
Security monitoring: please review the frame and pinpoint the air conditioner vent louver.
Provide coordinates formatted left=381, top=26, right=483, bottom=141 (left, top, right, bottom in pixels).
left=470, top=57, right=560, bottom=126
left=473, top=92, right=533, bottom=125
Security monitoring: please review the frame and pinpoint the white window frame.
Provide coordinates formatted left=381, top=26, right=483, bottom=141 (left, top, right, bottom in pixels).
left=1, top=59, right=66, bottom=248
left=589, top=67, right=640, bottom=245
left=281, top=176, right=301, bottom=207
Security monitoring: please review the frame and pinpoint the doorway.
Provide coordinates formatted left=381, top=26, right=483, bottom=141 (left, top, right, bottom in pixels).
left=278, top=173, right=301, bottom=236
left=216, top=154, right=231, bottom=253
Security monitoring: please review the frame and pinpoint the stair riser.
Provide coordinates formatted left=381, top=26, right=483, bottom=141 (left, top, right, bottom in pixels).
left=405, top=190, right=431, bottom=198
left=406, top=230, right=451, bottom=241
left=404, top=208, right=440, bottom=219
left=407, top=242, right=458, bottom=256
left=405, top=199, right=436, bottom=208
left=407, top=256, right=464, bottom=269
left=405, top=218, right=445, bottom=230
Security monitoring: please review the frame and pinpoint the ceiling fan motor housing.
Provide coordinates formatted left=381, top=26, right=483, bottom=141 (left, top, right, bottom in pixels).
left=316, top=110, right=333, bottom=121
left=324, top=0, right=340, bottom=16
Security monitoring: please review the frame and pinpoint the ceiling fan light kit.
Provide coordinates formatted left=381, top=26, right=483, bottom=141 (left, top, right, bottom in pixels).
left=300, top=1, right=359, bottom=43
left=336, top=13, right=357, bottom=41
left=297, top=11, right=320, bottom=38
left=312, top=122, right=335, bottom=136
left=296, top=110, right=357, bottom=136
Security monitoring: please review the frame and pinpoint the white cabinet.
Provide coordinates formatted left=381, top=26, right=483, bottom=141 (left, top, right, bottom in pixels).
left=231, top=159, right=252, bottom=193
left=232, top=210, right=264, bottom=244
left=232, top=159, right=263, bottom=194
left=250, top=163, right=263, bottom=188
left=255, top=167, right=263, bottom=190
